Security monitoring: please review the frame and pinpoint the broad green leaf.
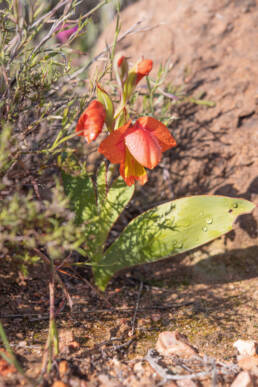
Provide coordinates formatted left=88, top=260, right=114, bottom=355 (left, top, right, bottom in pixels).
left=93, top=195, right=255, bottom=290
left=61, top=171, right=97, bottom=225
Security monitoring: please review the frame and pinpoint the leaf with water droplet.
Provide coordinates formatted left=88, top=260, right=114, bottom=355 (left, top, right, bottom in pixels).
left=206, top=217, right=213, bottom=224
left=94, top=195, right=255, bottom=290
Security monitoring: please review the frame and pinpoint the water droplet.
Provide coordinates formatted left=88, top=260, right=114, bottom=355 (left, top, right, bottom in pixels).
left=202, top=226, right=208, bottom=232
left=206, top=217, right=213, bottom=224
left=233, top=203, right=238, bottom=208
left=177, top=242, right=183, bottom=249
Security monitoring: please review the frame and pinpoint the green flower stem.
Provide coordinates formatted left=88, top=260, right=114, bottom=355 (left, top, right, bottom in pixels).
left=48, top=130, right=84, bottom=152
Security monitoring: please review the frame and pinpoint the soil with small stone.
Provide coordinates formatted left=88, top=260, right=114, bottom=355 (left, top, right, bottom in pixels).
left=1, top=0, right=257, bottom=386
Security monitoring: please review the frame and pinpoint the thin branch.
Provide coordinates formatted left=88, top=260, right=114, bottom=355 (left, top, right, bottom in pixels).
left=30, top=10, right=74, bottom=57
left=70, top=19, right=162, bottom=79
left=29, top=0, right=72, bottom=30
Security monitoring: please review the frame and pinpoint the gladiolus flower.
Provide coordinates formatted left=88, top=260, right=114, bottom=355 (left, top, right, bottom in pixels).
left=98, top=117, right=176, bottom=186
left=135, top=59, right=153, bottom=84
left=56, top=24, right=78, bottom=44
left=76, top=100, right=106, bottom=143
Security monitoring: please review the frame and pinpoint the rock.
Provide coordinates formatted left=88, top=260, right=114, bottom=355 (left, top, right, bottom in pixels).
left=0, top=349, right=16, bottom=377
left=234, top=340, right=258, bottom=372
left=52, top=382, right=69, bottom=387
left=234, top=340, right=258, bottom=358
left=98, top=374, right=123, bottom=387
left=238, top=356, right=258, bottom=371
left=165, top=382, right=177, bottom=387
left=156, top=331, right=198, bottom=358
left=133, top=361, right=144, bottom=374
left=231, top=371, right=254, bottom=387
left=58, top=329, right=80, bottom=353
left=59, top=360, right=69, bottom=378
left=58, top=329, right=74, bottom=353
left=177, top=380, right=198, bottom=387
left=151, top=312, right=162, bottom=322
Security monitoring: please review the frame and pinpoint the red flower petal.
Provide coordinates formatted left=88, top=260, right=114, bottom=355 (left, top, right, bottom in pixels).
left=136, top=59, right=153, bottom=84
left=125, top=127, right=162, bottom=169
left=136, top=117, right=176, bottom=152
left=75, top=100, right=106, bottom=143
left=98, top=121, right=131, bottom=164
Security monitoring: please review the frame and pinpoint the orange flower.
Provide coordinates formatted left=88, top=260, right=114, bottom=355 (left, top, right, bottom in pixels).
left=135, top=59, right=153, bottom=84
left=98, top=117, right=176, bottom=186
left=76, top=100, right=106, bottom=143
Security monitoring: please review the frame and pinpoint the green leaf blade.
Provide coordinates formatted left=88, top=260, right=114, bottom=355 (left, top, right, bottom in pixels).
left=96, top=161, right=107, bottom=210
left=98, top=176, right=135, bottom=244
left=62, top=171, right=97, bottom=225
left=94, top=195, right=255, bottom=290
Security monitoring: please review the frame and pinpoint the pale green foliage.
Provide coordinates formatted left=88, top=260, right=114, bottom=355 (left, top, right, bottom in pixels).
left=0, top=0, right=99, bottom=270
left=0, top=125, right=16, bottom=187
left=0, top=182, right=84, bottom=264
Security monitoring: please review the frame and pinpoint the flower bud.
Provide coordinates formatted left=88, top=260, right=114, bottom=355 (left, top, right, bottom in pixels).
left=114, top=53, right=129, bottom=87
left=75, top=100, right=106, bottom=143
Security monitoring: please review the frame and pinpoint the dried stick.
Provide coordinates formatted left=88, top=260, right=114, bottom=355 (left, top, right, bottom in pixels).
left=33, top=248, right=73, bottom=310
left=145, top=349, right=211, bottom=382
left=41, top=259, right=60, bottom=375
left=130, top=281, right=143, bottom=336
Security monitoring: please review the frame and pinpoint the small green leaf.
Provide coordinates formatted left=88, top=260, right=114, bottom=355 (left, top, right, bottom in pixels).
left=62, top=171, right=97, bottom=225
left=123, top=72, right=137, bottom=102
left=114, top=106, right=129, bottom=129
left=97, top=84, right=114, bottom=130
left=93, top=195, right=255, bottom=290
